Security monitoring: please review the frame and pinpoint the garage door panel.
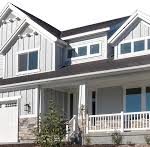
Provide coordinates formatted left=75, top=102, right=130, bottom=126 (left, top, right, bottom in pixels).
left=0, top=102, right=18, bottom=142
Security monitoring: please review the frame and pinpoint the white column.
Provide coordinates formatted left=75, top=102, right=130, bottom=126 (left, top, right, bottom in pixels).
left=78, top=84, right=86, bottom=118
left=142, top=86, right=146, bottom=111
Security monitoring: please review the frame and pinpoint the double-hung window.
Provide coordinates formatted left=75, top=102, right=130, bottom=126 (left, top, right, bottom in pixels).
left=18, top=49, right=38, bottom=73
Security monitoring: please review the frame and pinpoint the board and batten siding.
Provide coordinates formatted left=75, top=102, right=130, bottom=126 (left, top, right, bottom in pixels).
left=0, top=87, right=38, bottom=116
left=4, top=25, right=54, bottom=78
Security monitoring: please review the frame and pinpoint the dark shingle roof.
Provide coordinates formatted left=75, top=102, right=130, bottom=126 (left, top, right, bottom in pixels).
left=12, top=3, right=129, bottom=39
left=1, top=54, right=150, bottom=85
left=12, top=4, right=61, bottom=38
left=61, top=16, right=129, bottom=38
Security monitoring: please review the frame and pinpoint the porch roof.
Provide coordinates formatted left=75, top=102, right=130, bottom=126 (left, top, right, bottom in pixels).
left=1, top=54, right=150, bottom=86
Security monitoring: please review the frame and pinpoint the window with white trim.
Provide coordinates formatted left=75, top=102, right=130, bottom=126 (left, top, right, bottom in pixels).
left=67, top=42, right=102, bottom=59
left=18, top=50, right=38, bottom=72
left=118, top=38, right=150, bottom=58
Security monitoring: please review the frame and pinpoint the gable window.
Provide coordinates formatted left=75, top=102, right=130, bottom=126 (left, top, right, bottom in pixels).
left=18, top=50, right=38, bottom=72
left=120, top=42, right=131, bottom=54
left=147, top=39, right=150, bottom=49
left=134, top=40, right=144, bottom=52
left=78, top=46, right=87, bottom=56
left=90, top=44, right=99, bottom=54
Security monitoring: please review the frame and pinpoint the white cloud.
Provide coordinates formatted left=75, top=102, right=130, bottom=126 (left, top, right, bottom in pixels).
left=0, top=0, right=150, bottom=30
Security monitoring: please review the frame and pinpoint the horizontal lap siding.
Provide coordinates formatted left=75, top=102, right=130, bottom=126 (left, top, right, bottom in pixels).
left=0, top=87, right=38, bottom=115
left=4, top=26, right=54, bottom=78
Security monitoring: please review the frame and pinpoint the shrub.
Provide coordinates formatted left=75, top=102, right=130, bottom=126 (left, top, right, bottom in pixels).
left=145, top=135, right=150, bottom=144
left=34, top=100, right=66, bottom=147
left=111, top=131, right=122, bottom=145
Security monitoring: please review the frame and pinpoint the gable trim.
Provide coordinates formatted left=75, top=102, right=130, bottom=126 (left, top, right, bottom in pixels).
left=108, top=10, right=150, bottom=45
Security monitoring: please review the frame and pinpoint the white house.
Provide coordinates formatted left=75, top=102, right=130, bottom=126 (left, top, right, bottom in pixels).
left=0, top=3, right=150, bottom=144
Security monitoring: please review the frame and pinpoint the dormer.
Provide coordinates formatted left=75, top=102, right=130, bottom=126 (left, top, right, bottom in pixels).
left=109, top=10, right=150, bottom=60
left=61, top=16, right=128, bottom=65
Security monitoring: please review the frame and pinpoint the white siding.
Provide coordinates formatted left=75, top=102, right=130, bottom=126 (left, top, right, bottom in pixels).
left=0, top=87, right=38, bottom=115
left=4, top=25, right=54, bottom=78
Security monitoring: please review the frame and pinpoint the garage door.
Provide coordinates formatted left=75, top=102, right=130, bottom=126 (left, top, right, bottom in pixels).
left=0, top=100, right=18, bottom=142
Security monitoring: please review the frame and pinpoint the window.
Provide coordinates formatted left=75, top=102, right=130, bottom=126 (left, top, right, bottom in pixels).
left=78, top=46, right=87, bottom=56
left=90, top=44, right=99, bottom=54
left=146, top=87, right=150, bottom=111
left=67, top=49, right=76, bottom=58
left=147, top=39, right=150, bottom=49
left=120, top=43, right=131, bottom=54
left=126, top=88, right=141, bottom=112
left=18, top=51, right=38, bottom=72
left=134, top=40, right=145, bottom=52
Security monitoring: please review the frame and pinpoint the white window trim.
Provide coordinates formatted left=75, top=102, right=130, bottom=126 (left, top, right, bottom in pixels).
left=16, top=48, right=40, bottom=75
left=115, top=36, right=150, bottom=60
left=66, top=40, right=102, bottom=61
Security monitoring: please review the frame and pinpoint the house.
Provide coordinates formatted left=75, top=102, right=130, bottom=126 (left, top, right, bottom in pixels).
left=0, top=2, right=150, bottom=144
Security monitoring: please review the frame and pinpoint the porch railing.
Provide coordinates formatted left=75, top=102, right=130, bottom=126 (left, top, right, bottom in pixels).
left=66, top=115, right=77, bottom=140
left=87, top=111, right=150, bottom=133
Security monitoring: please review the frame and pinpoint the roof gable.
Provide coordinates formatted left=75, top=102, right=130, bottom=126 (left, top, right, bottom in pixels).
left=108, top=10, right=150, bottom=45
left=0, top=3, right=61, bottom=54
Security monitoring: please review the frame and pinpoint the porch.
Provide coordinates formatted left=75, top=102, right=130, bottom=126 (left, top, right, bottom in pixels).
left=40, top=69, right=150, bottom=142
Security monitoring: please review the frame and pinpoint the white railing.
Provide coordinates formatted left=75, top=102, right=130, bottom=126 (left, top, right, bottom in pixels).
left=66, top=115, right=77, bottom=140
left=88, top=111, right=150, bottom=133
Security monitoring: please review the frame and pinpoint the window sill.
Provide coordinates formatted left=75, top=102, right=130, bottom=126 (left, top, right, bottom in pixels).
left=115, top=49, right=150, bottom=60
left=16, top=69, right=40, bottom=76
left=67, top=53, right=102, bottom=61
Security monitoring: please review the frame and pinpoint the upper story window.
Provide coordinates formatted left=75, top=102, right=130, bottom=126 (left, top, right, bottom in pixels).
left=17, top=49, right=39, bottom=73
left=67, top=41, right=102, bottom=59
left=120, top=42, right=131, bottom=54
left=78, top=46, right=87, bottom=56
left=134, top=40, right=144, bottom=52
left=90, top=44, right=99, bottom=54
left=116, top=37, right=150, bottom=59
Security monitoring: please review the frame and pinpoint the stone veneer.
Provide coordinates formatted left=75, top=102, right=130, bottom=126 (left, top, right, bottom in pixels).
left=19, top=117, right=38, bottom=142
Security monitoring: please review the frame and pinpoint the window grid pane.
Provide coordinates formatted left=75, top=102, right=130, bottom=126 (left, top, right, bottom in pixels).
left=120, top=43, right=131, bottom=54
left=148, top=39, right=150, bottom=49
left=90, top=44, right=99, bottom=54
left=78, top=46, right=87, bottom=56
left=126, top=88, right=141, bottom=112
left=18, top=53, right=28, bottom=72
left=134, top=40, right=145, bottom=52
left=29, top=51, right=38, bottom=70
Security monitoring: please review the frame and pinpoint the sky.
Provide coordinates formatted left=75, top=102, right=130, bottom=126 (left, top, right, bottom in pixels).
left=0, top=0, right=150, bottom=31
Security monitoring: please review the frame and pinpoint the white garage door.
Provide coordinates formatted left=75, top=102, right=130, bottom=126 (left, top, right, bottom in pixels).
left=0, top=100, right=18, bottom=143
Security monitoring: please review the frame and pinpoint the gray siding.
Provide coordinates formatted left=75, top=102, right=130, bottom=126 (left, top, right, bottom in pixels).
left=0, top=87, right=38, bottom=115
left=4, top=25, right=54, bottom=78
left=43, top=88, right=67, bottom=116
left=97, top=86, right=123, bottom=114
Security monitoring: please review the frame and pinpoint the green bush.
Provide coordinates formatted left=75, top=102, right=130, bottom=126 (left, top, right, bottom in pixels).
left=34, top=100, right=66, bottom=147
left=111, top=131, right=122, bottom=145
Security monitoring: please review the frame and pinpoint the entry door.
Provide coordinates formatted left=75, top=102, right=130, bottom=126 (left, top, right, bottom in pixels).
left=69, top=93, right=74, bottom=119
left=0, top=100, right=18, bottom=142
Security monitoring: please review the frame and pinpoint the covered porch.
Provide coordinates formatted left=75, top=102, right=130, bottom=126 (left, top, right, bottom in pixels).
left=40, top=69, right=150, bottom=136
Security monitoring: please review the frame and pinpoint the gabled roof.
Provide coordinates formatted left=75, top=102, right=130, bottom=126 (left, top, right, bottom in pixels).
left=0, top=3, right=61, bottom=54
left=12, top=4, right=61, bottom=38
left=108, top=10, right=150, bottom=45
left=61, top=16, right=129, bottom=38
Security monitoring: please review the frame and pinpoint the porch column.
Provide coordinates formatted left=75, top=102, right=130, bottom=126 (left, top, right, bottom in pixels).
left=78, top=84, right=86, bottom=119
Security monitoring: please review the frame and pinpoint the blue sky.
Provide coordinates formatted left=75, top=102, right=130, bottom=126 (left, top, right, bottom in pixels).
left=0, top=0, right=150, bottom=31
